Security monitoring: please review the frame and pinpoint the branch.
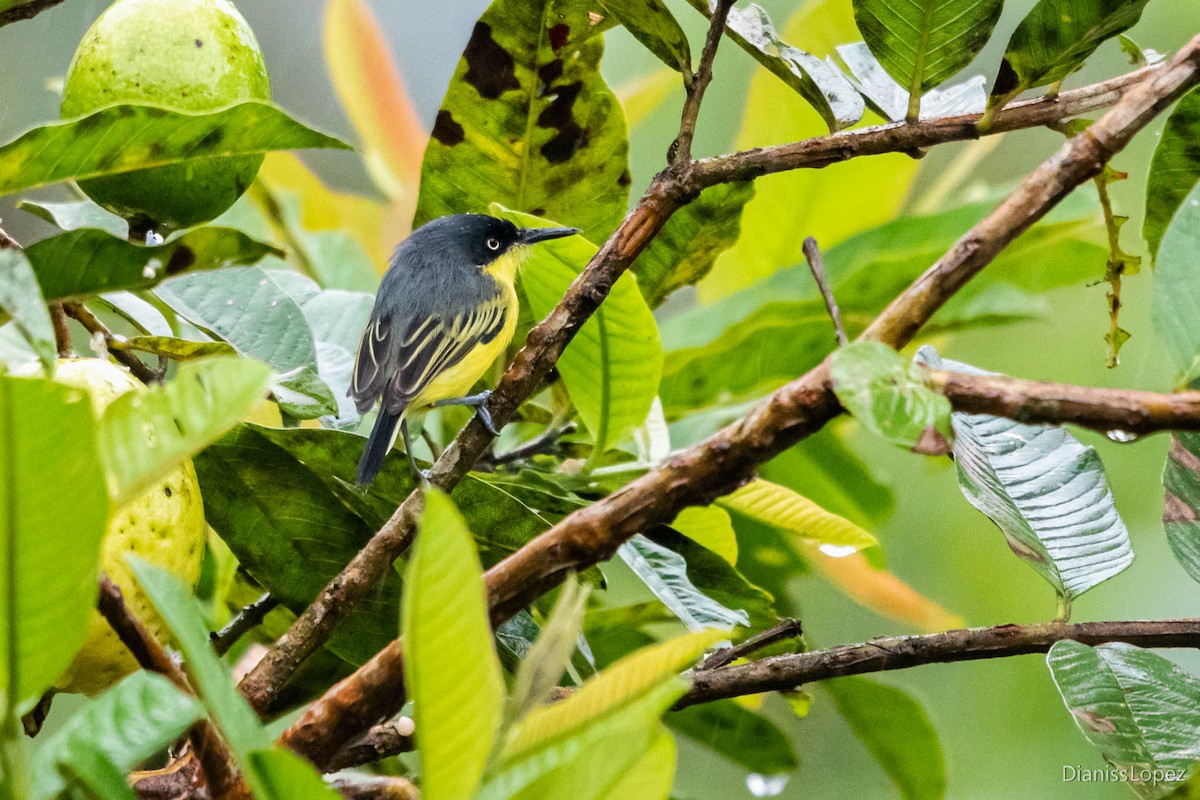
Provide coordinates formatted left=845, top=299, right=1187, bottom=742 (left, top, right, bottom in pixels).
left=0, top=0, right=64, bottom=27
left=930, top=371, right=1200, bottom=435
left=98, top=576, right=247, bottom=800
left=801, top=238, right=846, bottom=346
left=670, top=0, right=735, bottom=164
left=678, top=619, right=1200, bottom=708
left=62, top=301, right=163, bottom=384
left=211, top=592, right=278, bottom=657
left=257, top=47, right=1199, bottom=766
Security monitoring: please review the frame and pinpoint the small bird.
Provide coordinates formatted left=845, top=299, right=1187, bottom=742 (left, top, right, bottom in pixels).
left=349, top=213, right=579, bottom=486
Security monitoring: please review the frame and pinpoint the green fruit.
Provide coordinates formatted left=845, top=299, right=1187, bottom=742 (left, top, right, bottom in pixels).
left=51, top=359, right=207, bottom=696
left=61, top=0, right=271, bottom=231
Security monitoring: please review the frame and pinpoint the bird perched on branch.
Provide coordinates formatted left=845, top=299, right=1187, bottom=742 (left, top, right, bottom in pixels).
left=349, top=213, right=578, bottom=487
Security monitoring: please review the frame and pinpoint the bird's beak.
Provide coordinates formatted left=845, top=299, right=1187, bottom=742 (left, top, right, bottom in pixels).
left=519, top=226, right=580, bottom=245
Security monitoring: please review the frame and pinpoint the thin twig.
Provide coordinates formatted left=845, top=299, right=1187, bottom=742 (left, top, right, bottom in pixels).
left=328, top=775, right=420, bottom=800
left=678, top=619, right=1200, bottom=708
left=670, top=0, right=736, bottom=164
left=62, top=301, right=163, bottom=384
left=0, top=227, right=19, bottom=250
left=929, top=371, right=1200, bottom=435
left=49, top=303, right=71, bottom=357
left=253, top=50, right=1199, bottom=766
left=97, top=576, right=247, bottom=800
left=480, top=423, right=577, bottom=469
left=698, top=618, right=804, bottom=672
left=211, top=592, right=278, bottom=657
left=325, top=719, right=416, bottom=772
left=801, top=238, right=846, bottom=346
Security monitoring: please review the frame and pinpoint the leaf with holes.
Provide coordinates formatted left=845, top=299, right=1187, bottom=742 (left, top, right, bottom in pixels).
left=917, top=347, right=1133, bottom=607
left=415, top=1, right=629, bottom=243
left=0, top=101, right=348, bottom=199
left=1048, top=641, right=1200, bottom=797
left=851, top=0, right=1001, bottom=121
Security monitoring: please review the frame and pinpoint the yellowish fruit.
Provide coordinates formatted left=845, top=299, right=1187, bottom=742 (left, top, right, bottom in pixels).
left=61, top=0, right=271, bottom=230
left=51, top=359, right=206, bottom=695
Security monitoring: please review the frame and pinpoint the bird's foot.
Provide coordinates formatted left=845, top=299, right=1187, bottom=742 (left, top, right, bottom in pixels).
left=431, top=390, right=500, bottom=436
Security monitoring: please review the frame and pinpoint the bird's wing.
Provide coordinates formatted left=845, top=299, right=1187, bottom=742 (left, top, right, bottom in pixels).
left=350, top=291, right=509, bottom=413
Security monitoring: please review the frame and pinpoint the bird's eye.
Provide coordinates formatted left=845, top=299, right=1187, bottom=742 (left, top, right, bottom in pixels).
left=485, top=237, right=501, bottom=251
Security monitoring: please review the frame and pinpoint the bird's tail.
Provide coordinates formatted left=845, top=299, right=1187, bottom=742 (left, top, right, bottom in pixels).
left=356, top=408, right=403, bottom=487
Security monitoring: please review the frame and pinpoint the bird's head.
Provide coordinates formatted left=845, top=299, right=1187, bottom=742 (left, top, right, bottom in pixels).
left=409, top=214, right=579, bottom=281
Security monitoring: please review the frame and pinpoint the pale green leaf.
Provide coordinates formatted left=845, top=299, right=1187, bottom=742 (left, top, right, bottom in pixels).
left=1163, top=429, right=1200, bottom=584
left=508, top=576, right=590, bottom=723
left=247, top=748, right=340, bottom=800
left=669, top=505, right=738, bottom=565
left=99, top=357, right=272, bottom=505
left=666, top=700, right=798, bottom=775
left=403, top=489, right=505, bottom=800
left=619, top=535, right=750, bottom=630
left=19, top=199, right=127, bottom=237
left=1048, top=641, right=1200, bottom=798
left=595, top=729, right=676, bottom=800
left=837, top=42, right=986, bottom=122
left=830, top=341, right=953, bottom=452
left=0, top=101, right=349, bottom=199
left=0, top=375, right=109, bottom=715
left=0, top=249, right=55, bottom=371
left=495, top=206, right=662, bottom=454
left=1153, top=182, right=1200, bottom=379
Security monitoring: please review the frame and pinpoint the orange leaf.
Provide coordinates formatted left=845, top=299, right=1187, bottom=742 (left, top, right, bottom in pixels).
left=802, top=543, right=962, bottom=633
left=323, top=0, right=426, bottom=200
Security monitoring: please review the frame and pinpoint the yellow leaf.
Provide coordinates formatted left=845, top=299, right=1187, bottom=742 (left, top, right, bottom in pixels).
left=615, top=67, right=679, bottom=130
left=670, top=505, right=738, bottom=564
left=802, top=543, right=962, bottom=633
left=720, top=478, right=877, bottom=551
left=323, top=0, right=426, bottom=200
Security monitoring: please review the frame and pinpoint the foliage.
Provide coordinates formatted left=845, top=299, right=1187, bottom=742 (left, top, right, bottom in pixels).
left=0, top=0, right=1197, bottom=798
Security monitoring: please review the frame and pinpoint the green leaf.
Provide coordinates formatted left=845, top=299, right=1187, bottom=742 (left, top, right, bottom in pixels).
left=666, top=700, right=798, bottom=775
left=0, top=249, right=56, bottom=371
left=600, top=0, right=690, bottom=72
left=0, top=101, right=349, bottom=199
left=194, top=425, right=554, bottom=665
left=594, top=729, right=675, bottom=800
left=632, top=183, right=755, bottom=308
left=24, top=227, right=280, bottom=303
left=830, top=341, right=953, bottom=452
left=247, top=749, right=341, bottom=800
left=917, top=347, right=1133, bottom=606
left=991, top=0, right=1151, bottom=103
left=826, top=676, right=946, bottom=800
left=502, top=628, right=725, bottom=760
left=719, top=478, right=878, bottom=551
left=508, top=576, right=590, bottom=723
left=404, top=489, right=505, bottom=800
left=1154, top=181, right=1200, bottom=379
left=0, top=375, right=109, bottom=715
left=1162, top=429, right=1200, bottom=585
left=669, top=505, right=738, bottom=565
left=496, top=206, right=662, bottom=454
left=99, top=357, right=271, bottom=505
left=619, top=535, right=750, bottom=631
left=31, top=672, right=203, bottom=800
left=295, top=289, right=375, bottom=427
left=156, top=266, right=337, bottom=419
left=687, top=0, right=864, bottom=132
left=1144, top=89, right=1200, bottom=260
left=837, top=42, right=986, bottom=122
left=698, top=0, right=916, bottom=301
left=415, top=1, right=630, bottom=243
left=19, top=199, right=127, bottom=238
left=122, top=336, right=237, bottom=361
left=1048, top=641, right=1200, bottom=797
left=852, top=0, right=1001, bottom=121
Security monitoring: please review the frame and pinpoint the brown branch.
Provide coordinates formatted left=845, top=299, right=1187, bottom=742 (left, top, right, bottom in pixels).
left=670, top=0, right=735, bottom=164
left=256, top=46, right=1199, bottom=768
left=930, top=371, right=1200, bottom=435
left=49, top=303, right=71, bottom=357
left=62, top=301, right=163, bottom=384
left=678, top=619, right=1200, bottom=708
left=697, top=618, right=804, bottom=672
left=328, top=775, right=420, bottom=800
left=98, top=576, right=247, bottom=800
left=324, top=719, right=416, bottom=773
left=211, top=592, right=277, bottom=657
left=0, top=0, right=64, bottom=26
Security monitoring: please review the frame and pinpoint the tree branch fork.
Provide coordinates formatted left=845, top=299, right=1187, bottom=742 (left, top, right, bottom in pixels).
left=234, top=31, right=1200, bottom=778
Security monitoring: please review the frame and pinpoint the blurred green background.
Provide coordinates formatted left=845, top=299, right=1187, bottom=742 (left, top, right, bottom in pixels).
left=3, top=1, right=1199, bottom=798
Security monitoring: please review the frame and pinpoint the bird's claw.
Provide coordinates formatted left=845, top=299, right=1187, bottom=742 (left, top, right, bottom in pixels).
left=475, top=404, right=500, bottom=436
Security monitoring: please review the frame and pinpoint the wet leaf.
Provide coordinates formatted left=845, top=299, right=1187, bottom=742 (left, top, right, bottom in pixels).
left=838, top=42, right=986, bottom=123
left=1144, top=88, right=1200, bottom=261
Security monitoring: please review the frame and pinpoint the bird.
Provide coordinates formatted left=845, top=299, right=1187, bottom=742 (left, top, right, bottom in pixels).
left=349, top=213, right=579, bottom=487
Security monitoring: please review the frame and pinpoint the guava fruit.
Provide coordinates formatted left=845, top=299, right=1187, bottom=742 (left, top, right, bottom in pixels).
left=61, top=0, right=271, bottom=231
left=51, top=359, right=207, bottom=695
